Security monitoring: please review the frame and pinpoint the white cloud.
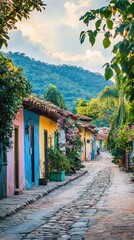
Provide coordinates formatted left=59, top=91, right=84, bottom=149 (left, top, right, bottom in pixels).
left=48, top=48, right=107, bottom=73
left=52, top=49, right=104, bottom=63
left=5, top=0, right=111, bottom=74
left=64, top=0, right=93, bottom=28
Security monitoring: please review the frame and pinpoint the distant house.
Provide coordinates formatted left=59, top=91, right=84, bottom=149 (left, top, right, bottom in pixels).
left=77, top=115, right=97, bottom=161
left=95, top=127, right=109, bottom=151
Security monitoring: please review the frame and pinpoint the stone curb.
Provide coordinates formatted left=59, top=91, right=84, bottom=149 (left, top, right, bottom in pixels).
left=0, top=170, right=88, bottom=220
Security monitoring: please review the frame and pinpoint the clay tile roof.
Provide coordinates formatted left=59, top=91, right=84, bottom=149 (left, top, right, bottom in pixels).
left=95, top=133, right=107, bottom=140
left=23, top=96, right=78, bottom=121
left=76, top=114, right=92, bottom=121
left=23, top=97, right=60, bottom=121
left=78, top=120, right=98, bottom=134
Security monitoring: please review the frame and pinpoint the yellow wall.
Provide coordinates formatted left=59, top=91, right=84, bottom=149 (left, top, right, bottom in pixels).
left=81, top=128, right=86, bottom=161
left=86, top=131, right=92, bottom=161
left=39, top=116, right=57, bottom=178
left=81, top=128, right=92, bottom=161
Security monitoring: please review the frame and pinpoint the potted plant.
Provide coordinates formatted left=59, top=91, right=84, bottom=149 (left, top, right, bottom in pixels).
left=130, top=156, right=134, bottom=174
left=48, top=147, right=70, bottom=182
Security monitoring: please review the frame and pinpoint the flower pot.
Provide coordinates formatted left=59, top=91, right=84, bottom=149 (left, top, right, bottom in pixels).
left=118, top=159, right=123, bottom=167
left=49, top=171, right=65, bottom=182
left=39, top=178, right=48, bottom=185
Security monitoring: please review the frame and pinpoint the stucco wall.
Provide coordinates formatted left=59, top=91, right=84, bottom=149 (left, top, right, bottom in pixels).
left=7, top=109, right=24, bottom=196
left=86, top=132, right=92, bottom=161
left=81, top=128, right=92, bottom=161
left=40, top=116, right=57, bottom=178
left=24, top=110, right=40, bottom=189
left=81, top=128, right=86, bottom=161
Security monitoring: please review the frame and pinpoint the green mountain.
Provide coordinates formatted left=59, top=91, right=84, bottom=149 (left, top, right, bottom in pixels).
left=5, top=52, right=113, bottom=109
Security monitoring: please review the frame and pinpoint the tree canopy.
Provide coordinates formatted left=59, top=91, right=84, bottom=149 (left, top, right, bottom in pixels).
left=80, top=0, right=134, bottom=102
left=0, top=0, right=46, bottom=150
left=75, top=94, right=117, bottom=127
left=0, top=54, right=31, bottom=150
left=0, top=0, right=46, bottom=48
left=79, top=0, right=134, bottom=159
left=44, top=85, right=67, bottom=109
left=5, top=52, right=113, bottom=110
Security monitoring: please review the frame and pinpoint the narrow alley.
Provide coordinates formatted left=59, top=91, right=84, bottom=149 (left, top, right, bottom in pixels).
left=0, top=151, right=134, bottom=240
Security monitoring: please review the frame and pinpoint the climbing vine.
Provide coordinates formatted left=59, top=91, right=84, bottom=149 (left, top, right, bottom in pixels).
left=58, top=116, right=82, bottom=172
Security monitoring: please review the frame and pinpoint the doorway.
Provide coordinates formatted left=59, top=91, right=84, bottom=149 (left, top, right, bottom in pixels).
left=14, top=127, right=19, bottom=189
left=30, top=125, right=35, bottom=183
left=44, top=130, right=48, bottom=181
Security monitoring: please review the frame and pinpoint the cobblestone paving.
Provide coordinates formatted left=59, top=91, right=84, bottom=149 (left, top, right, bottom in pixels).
left=0, top=152, right=134, bottom=240
left=22, top=168, right=111, bottom=240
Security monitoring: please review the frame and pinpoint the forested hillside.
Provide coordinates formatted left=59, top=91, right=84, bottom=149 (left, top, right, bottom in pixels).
left=4, top=52, right=113, bottom=109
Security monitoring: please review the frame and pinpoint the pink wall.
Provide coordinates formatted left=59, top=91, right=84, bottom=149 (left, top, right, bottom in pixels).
left=7, top=108, right=24, bottom=196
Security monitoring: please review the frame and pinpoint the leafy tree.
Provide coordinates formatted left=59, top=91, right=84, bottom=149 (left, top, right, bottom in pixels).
left=80, top=0, right=134, bottom=159
left=0, top=0, right=46, bottom=48
left=0, top=0, right=46, bottom=151
left=80, top=0, right=134, bottom=101
left=75, top=95, right=116, bottom=127
left=44, top=85, right=67, bottom=109
left=6, top=52, right=113, bottom=110
left=0, top=54, right=31, bottom=150
left=99, top=75, right=128, bottom=128
left=75, top=98, right=88, bottom=116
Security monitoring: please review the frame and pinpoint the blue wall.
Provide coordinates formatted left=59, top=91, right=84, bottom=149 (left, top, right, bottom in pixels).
left=24, top=110, right=40, bottom=189
left=91, top=135, right=95, bottom=159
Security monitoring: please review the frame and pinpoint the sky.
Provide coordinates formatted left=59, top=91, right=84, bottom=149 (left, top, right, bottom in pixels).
left=2, top=0, right=113, bottom=74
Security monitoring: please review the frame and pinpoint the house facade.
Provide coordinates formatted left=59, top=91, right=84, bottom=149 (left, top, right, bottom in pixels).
left=81, top=127, right=92, bottom=161
left=7, top=109, right=25, bottom=196
left=2, top=96, right=99, bottom=198
left=78, top=115, right=97, bottom=161
left=23, top=109, right=40, bottom=189
left=39, top=115, right=57, bottom=180
left=95, top=127, right=109, bottom=152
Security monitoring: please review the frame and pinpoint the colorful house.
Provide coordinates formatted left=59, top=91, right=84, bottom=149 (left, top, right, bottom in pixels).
left=39, top=115, right=58, bottom=182
left=23, top=109, right=40, bottom=189
left=77, top=116, right=97, bottom=161
left=7, top=108, right=25, bottom=196
left=95, top=127, right=109, bottom=152
left=38, top=99, right=78, bottom=181
left=23, top=98, right=60, bottom=185
left=5, top=96, right=98, bottom=197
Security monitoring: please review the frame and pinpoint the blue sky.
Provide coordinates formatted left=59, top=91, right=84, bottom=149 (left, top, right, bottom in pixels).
left=2, top=0, right=113, bottom=74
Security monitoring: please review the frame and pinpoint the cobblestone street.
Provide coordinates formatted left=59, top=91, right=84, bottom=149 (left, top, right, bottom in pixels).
left=0, top=151, right=134, bottom=240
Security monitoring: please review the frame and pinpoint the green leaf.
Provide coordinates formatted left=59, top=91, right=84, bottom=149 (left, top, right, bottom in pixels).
left=95, top=20, right=101, bottom=29
left=106, top=19, right=113, bottom=29
left=89, top=35, right=95, bottom=46
left=105, top=31, right=111, bottom=38
left=114, top=24, right=125, bottom=38
left=111, top=63, right=120, bottom=75
left=112, top=41, right=121, bottom=54
left=105, top=67, right=113, bottom=80
left=103, top=9, right=112, bottom=19
left=80, top=31, right=86, bottom=44
left=103, top=37, right=111, bottom=48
